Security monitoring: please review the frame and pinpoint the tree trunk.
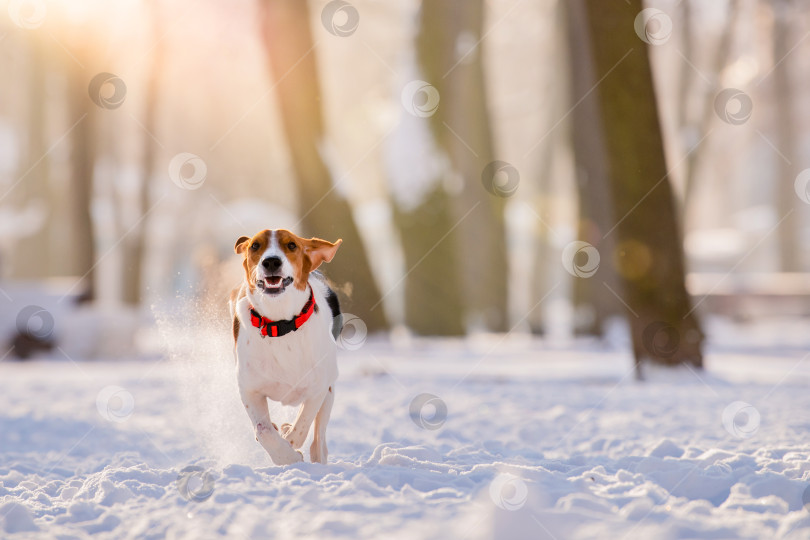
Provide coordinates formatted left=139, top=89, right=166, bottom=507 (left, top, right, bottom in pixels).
left=526, top=5, right=563, bottom=336
left=677, top=0, right=694, bottom=133
left=258, top=0, right=387, bottom=332
left=583, top=0, right=703, bottom=373
left=12, top=38, right=51, bottom=280
left=564, top=0, right=619, bottom=336
left=121, top=0, right=162, bottom=305
left=681, top=0, right=740, bottom=209
left=772, top=0, right=801, bottom=271
left=416, top=0, right=508, bottom=332
left=67, top=64, right=97, bottom=302
left=395, top=187, right=465, bottom=336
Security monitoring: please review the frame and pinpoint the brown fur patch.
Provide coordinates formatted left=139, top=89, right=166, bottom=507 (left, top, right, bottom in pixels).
left=275, top=229, right=342, bottom=291
left=236, top=230, right=271, bottom=292
left=230, top=283, right=247, bottom=345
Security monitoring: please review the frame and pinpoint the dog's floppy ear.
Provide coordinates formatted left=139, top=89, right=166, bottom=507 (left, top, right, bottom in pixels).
left=304, top=238, right=342, bottom=272
left=234, top=236, right=250, bottom=255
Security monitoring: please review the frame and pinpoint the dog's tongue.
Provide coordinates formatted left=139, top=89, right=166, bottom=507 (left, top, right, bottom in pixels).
left=266, top=276, right=282, bottom=287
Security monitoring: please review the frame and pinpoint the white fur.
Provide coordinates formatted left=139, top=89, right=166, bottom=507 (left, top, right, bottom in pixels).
left=232, top=243, right=338, bottom=465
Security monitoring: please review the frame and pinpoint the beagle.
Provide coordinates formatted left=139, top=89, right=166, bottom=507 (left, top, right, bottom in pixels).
left=229, top=229, right=342, bottom=465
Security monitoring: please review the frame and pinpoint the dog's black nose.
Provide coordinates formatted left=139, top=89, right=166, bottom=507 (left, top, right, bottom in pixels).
left=262, top=256, right=283, bottom=270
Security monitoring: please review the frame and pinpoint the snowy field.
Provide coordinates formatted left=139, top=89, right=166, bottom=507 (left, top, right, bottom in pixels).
left=2, top=326, right=810, bottom=539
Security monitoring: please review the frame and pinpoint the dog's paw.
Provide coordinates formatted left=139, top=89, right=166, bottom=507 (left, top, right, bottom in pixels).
left=281, top=423, right=306, bottom=449
left=273, top=449, right=304, bottom=466
left=283, top=428, right=307, bottom=450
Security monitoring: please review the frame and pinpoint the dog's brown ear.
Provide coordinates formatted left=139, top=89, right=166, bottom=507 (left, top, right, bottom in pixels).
left=234, top=236, right=250, bottom=255
left=304, top=238, right=342, bottom=271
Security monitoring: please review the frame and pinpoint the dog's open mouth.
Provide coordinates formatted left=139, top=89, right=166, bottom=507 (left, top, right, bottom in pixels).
left=257, top=276, right=294, bottom=295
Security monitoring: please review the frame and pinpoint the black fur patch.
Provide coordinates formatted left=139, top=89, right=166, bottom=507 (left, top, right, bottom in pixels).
left=325, top=286, right=342, bottom=340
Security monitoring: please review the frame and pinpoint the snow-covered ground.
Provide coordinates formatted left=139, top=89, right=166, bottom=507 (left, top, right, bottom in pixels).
left=2, top=330, right=810, bottom=539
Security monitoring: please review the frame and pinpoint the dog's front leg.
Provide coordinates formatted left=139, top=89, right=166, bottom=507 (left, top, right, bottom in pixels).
left=241, top=392, right=303, bottom=465
left=310, top=385, right=334, bottom=464
left=283, top=390, right=328, bottom=450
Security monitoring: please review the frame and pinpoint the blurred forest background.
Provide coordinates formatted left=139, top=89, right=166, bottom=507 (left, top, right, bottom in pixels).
left=0, top=0, right=808, bottom=369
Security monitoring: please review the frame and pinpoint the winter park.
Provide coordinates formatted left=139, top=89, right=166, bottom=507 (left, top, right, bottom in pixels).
left=2, top=0, right=810, bottom=538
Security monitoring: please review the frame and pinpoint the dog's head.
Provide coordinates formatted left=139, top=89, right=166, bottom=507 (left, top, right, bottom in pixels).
left=234, top=229, right=342, bottom=296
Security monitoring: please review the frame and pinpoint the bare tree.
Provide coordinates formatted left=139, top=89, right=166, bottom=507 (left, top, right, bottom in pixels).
left=258, top=0, right=387, bottom=331
left=564, top=0, right=620, bottom=336
left=121, top=0, right=163, bottom=305
left=67, top=63, right=97, bottom=301
left=12, top=38, right=51, bottom=280
left=772, top=0, right=801, bottom=271
left=679, top=0, right=741, bottom=208
left=584, top=0, right=703, bottom=374
left=416, top=0, right=509, bottom=332
left=394, top=189, right=465, bottom=335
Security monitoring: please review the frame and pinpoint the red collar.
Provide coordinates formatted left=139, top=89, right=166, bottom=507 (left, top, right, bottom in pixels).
left=249, top=287, right=316, bottom=338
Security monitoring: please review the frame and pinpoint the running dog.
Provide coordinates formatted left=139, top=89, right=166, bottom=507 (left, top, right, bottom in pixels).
left=229, top=229, right=342, bottom=465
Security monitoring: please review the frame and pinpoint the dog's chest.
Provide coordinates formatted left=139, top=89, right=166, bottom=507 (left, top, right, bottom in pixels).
left=236, top=312, right=336, bottom=405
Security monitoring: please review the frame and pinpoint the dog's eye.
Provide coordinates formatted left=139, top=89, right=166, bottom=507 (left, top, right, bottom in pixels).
left=250, top=242, right=260, bottom=251
left=287, top=242, right=296, bottom=251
